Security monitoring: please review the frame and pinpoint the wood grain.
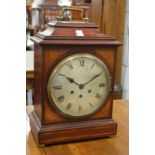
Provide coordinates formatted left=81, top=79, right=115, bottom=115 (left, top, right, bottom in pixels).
left=41, top=46, right=116, bottom=125
left=102, top=0, right=126, bottom=85
left=102, top=0, right=117, bottom=36
left=29, top=22, right=121, bottom=145
left=91, top=0, right=103, bottom=31
left=26, top=100, right=129, bottom=155
left=27, top=0, right=126, bottom=97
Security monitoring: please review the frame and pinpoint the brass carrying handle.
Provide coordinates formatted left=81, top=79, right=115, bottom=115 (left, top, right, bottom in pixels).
left=57, top=6, right=88, bottom=21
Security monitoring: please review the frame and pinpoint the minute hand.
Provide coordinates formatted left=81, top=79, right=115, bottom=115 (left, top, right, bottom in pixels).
left=83, top=72, right=103, bottom=86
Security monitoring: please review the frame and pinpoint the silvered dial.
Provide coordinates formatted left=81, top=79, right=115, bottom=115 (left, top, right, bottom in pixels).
left=47, top=53, right=111, bottom=118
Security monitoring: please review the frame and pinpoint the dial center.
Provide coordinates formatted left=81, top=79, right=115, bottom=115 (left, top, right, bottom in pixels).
left=79, top=84, right=84, bottom=89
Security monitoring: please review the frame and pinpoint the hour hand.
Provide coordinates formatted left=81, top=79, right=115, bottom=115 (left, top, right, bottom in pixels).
left=65, top=77, right=80, bottom=86
left=66, top=77, right=74, bottom=83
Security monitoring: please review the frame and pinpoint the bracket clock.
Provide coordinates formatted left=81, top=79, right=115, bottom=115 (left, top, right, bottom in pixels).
left=30, top=20, right=121, bottom=145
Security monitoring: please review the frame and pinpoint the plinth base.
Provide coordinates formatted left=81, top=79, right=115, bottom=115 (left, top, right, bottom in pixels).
left=29, top=111, right=117, bottom=145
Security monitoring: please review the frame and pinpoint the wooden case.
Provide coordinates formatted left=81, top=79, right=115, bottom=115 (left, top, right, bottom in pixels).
left=30, top=21, right=121, bottom=145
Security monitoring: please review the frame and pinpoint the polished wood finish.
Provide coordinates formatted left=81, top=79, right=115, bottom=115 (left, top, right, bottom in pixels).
left=27, top=0, right=126, bottom=97
left=89, top=0, right=126, bottom=91
left=27, top=100, right=129, bottom=155
left=30, top=111, right=117, bottom=145
left=30, top=22, right=121, bottom=145
left=27, top=0, right=125, bottom=92
left=55, top=0, right=126, bottom=88
left=91, top=0, right=103, bottom=31
left=102, top=0, right=126, bottom=85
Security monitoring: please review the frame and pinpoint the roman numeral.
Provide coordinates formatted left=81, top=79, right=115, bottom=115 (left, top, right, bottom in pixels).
left=66, top=103, right=72, bottom=111
left=91, top=63, right=95, bottom=69
left=79, top=58, right=85, bottom=66
left=99, top=83, right=105, bottom=87
left=67, top=63, right=73, bottom=70
left=53, top=85, right=62, bottom=89
left=58, top=74, right=65, bottom=77
left=78, top=105, right=82, bottom=113
left=57, top=95, right=64, bottom=103
left=88, top=90, right=92, bottom=93
left=89, top=102, right=93, bottom=108
left=95, top=93, right=102, bottom=99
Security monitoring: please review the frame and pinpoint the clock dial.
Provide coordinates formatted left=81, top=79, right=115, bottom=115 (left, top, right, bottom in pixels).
left=47, top=53, right=111, bottom=118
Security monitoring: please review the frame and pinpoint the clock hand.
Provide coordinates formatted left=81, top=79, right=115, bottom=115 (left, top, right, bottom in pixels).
left=83, top=72, right=104, bottom=87
left=65, top=77, right=80, bottom=86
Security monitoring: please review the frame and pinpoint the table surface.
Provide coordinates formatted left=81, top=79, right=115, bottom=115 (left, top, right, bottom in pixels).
left=26, top=100, right=129, bottom=155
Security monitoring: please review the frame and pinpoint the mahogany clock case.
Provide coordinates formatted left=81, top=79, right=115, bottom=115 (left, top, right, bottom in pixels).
left=29, top=22, right=121, bottom=145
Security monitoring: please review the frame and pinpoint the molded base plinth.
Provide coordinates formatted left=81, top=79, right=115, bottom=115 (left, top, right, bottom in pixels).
left=30, top=111, right=117, bottom=145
